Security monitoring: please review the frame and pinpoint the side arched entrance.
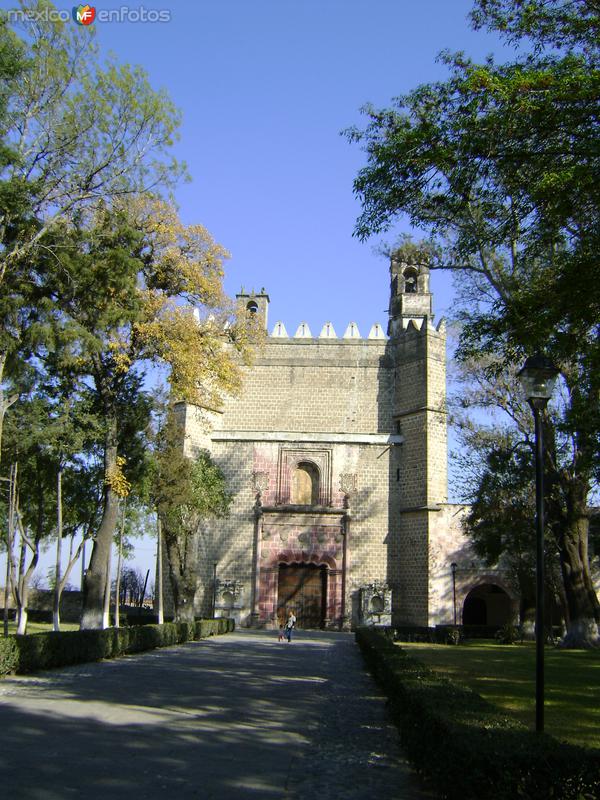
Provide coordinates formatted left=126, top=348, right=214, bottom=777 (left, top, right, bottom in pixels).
left=462, top=583, right=513, bottom=627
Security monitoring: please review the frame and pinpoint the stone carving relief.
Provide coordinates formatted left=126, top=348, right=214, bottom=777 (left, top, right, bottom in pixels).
left=339, top=473, right=357, bottom=496
left=252, top=471, right=270, bottom=495
left=215, top=578, right=244, bottom=601
left=359, top=580, right=392, bottom=626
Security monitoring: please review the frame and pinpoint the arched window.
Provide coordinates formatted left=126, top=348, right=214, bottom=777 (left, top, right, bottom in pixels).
left=403, top=267, right=418, bottom=293
left=246, top=300, right=258, bottom=315
left=291, top=461, right=320, bottom=505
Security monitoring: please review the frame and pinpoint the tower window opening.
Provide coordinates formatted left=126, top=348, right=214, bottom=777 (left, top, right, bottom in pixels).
left=246, top=301, right=259, bottom=315
left=403, top=268, right=418, bottom=293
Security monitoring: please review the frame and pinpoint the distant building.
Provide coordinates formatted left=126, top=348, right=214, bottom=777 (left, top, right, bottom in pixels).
left=172, top=257, right=520, bottom=629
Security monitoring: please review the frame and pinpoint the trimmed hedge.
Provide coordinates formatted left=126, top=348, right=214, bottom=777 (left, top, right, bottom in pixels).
left=356, top=627, right=600, bottom=800
left=0, top=636, right=19, bottom=676
left=0, top=617, right=235, bottom=676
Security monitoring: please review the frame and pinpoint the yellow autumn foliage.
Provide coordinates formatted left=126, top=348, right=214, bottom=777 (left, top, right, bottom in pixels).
left=75, top=196, right=263, bottom=409
left=121, top=196, right=230, bottom=309
left=105, top=456, right=131, bottom=498
left=107, top=340, right=132, bottom=375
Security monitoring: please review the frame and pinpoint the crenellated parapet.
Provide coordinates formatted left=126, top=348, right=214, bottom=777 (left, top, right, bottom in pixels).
left=270, top=320, right=387, bottom=340
left=268, top=317, right=445, bottom=339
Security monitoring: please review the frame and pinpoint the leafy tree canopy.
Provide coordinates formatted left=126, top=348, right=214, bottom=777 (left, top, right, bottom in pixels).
left=347, top=0, right=600, bottom=644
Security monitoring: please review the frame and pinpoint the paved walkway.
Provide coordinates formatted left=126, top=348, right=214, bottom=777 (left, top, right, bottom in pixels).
left=0, top=630, right=435, bottom=800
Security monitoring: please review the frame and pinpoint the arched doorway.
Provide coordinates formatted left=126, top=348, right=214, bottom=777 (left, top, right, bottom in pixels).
left=276, top=563, right=326, bottom=629
left=462, top=583, right=512, bottom=627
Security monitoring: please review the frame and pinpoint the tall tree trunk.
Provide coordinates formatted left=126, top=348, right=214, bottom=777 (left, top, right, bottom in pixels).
left=163, top=520, right=199, bottom=623
left=114, top=501, right=125, bottom=628
left=559, top=519, right=600, bottom=647
left=6, top=464, right=19, bottom=632
left=156, top=515, right=164, bottom=624
left=81, top=539, right=86, bottom=590
left=16, top=606, right=27, bottom=635
left=0, top=351, right=18, bottom=468
left=102, top=537, right=113, bottom=628
left=53, top=467, right=63, bottom=632
left=3, top=464, right=15, bottom=637
left=81, top=414, right=120, bottom=629
left=558, top=483, right=600, bottom=648
left=3, top=555, right=9, bottom=637
left=16, top=539, right=27, bottom=635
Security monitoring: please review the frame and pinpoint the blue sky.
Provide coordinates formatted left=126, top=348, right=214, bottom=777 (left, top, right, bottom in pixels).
left=5, top=0, right=514, bottom=584
left=86, top=0, right=511, bottom=336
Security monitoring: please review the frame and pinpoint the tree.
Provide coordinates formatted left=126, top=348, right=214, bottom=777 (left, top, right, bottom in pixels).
left=0, top=1, right=185, bottom=460
left=0, top=13, right=32, bottom=461
left=151, top=410, right=232, bottom=622
left=118, top=566, right=147, bottom=607
left=451, top=361, right=570, bottom=634
left=2, top=1, right=184, bottom=269
left=347, top=0, right=600, bottom=645
left=39, top=198, right=250, bottom=628
left=0, top=375, right=103, bottom=633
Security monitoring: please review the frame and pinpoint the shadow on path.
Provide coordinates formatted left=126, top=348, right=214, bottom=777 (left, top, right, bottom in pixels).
left=0, top=630, right=435, bottom=799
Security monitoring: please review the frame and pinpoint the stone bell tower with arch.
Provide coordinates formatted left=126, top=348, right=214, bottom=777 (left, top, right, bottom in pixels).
left=386, top=255, right=448, bottom=624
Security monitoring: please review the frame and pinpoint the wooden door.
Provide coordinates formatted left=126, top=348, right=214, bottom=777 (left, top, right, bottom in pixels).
left=277, top=564, right=326, bottom=629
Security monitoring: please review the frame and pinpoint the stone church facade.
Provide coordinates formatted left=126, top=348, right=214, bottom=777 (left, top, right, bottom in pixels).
left=175, top=257, right=520, bottom=629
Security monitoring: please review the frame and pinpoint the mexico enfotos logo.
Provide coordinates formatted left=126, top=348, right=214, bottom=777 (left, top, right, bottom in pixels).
left=6, top=5, right=172, bottom=24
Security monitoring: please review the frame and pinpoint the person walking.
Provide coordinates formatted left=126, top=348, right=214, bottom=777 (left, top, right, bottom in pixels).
left=285, top=610, right=296, bottom=642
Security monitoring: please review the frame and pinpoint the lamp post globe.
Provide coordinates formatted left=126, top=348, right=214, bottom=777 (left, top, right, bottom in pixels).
left=517, top=354, right=559, bottom=410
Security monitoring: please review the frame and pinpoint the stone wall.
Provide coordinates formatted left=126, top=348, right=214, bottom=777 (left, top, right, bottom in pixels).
left=182, top=333, right=400, bottom=627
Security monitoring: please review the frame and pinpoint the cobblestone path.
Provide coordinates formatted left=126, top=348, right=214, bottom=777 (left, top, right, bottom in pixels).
left=0, top=630, right=436, bottom=799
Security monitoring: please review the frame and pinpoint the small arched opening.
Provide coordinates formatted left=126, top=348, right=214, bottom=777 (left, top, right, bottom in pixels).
left=403, top=267, right=418, bottom=293
left=246, top=300, right=259, bottom=315
left=290, top=461, right=320, bottom=505
left=462, top=583, right=512, bottom=627
left=370, top=595, right=385, bottom=613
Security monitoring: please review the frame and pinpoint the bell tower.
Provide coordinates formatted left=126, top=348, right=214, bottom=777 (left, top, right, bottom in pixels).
left=387, top=253, right=448, bottom=626
left=236, top=287, right=270, bottom=330
left=388, top=256, right=433, bottom=336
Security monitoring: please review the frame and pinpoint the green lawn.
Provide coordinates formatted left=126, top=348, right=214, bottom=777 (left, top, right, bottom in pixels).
left=3, top=621, right=79, bottom=636
left=400, top=640, right=600, bottom=750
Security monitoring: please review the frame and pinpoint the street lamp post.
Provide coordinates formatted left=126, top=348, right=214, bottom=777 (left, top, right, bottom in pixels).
left=517, top=353, right=559, bottom=734
left=451, top=562, right=458, bottom=625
